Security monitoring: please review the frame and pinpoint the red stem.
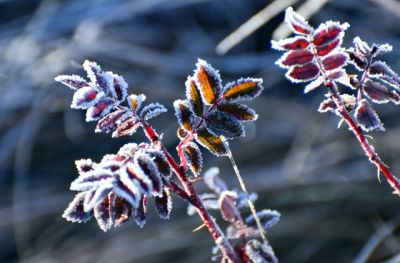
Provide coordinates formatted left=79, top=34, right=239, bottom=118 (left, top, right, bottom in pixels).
left=141, top=121, right=238, bottom=262
left=308, top=38, right=400, bottom=195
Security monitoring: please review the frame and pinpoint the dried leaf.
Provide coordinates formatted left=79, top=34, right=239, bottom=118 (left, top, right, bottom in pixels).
left=313, top=21, right=349, bottom=46
left=182, top=142, right=203, bottom=176
left=95, top=109, right=130, bottom=134
left=284, top=7, right=313, bottom=35
left=286, top=62, right=320, bottom=83
left=271, top=36, right=310, bottom=51
left=195, top=127, right=228, bottom=157
left=86, top=97, right=115, bottom=122
left=322, top=52, right=348, bottom=71
left=223, top=78, right=263, bottom=101
left=155, top=188, right=172, bottom=220
left=140, top=102, right=167, bottom=121
left=194, top=59, right=222, bottom=105
left=174, top=99, right=195, bottom=131
left=55, top=75, right=89, bottom=90
left=62, top=192, right=93, bottom=223
left=276, top=50, right=314, bottom=68
left=127, top=94, right=146, bottom=113
left=205, top=111, right=244, bottom=139
left=112, top=118, right=140, bottom=138
left=217, top=102, right=257, bottom=121
left=363, top=80, right=400, bottom=104
left=354, top=99, right=385, bottom=132
left=185, top=76, right=204, bottom=117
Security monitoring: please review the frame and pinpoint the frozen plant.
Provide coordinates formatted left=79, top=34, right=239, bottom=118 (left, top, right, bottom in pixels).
left=272, top=7, right=400, bottom=195
left=55, top=59, right=278, bottom=262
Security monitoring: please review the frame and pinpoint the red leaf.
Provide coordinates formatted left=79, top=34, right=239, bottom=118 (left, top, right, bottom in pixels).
left=316, top=39, right=341, bottom=56
left=276, top=50, right=314, bottom=68
left=271, top=36, right=310, bottom=51
left=313, top=21, right=349, bottom=46
left=284, top=7, right=313, bottom=35
left=219, top=191, right=240, bottom=223
left=322, top=52, right=348, bottom=71
left=96, top=109, right=130, bottom=134
left=363, top=80, right=400, bottom=104
left=71, top=86, right=99, bottom=109
left=286, top=62, right=320, bottom=83
left=86, top=97, right=115, bottom=122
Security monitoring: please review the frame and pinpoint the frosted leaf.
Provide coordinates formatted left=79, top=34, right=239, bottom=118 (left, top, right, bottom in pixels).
left=114, top=181, right=140, bottom=208
left=95, top=109, right=131, bottom=134
left=62, top=192, right=93, bottom=223
left=223, top=78, right=263, bottom=101
left=147, top=149, right=171, bottom=179
left=125, top=163, right=152, bottom=195
left=154, top=188, right=172, bottom=220
left=271, top=36, right=310, bottom=51
left=133, top=195, right=147, bottom=228
left=245, top=209, right=281, bottom=231
left=347, top=48, right=367, bottom=70
left=187, top=193, right=219, bottom=216
left=363, top=79, right=400, bottom=104
left=70, top=169, right=115, bottom=192
left=304, top=76, right=324, bottom=93
left=235, top=191, right=258, bottom=208
left=117, top=143, right=138, bottom=159
left=55, top=74, right=89, bottom=90
left=94, top=195, right=114, bottom=232
left=100, top=160, right=122, bottom=173
left=373, top=43, right=393, bottom=57
left=318, top=94, right=356, bottom=115
left=316, top=38, right=341, bottom=57
left=368, top=61, right=400, bottom=88
left=219, top=191, right=240, bottom=223
left=286, top=62, right=320, bottom=83
left=205, top=111, right=244, bottom=139
left=284, top=7, right=314, bottom=35
left=322, top=52, right=348, bottom=71
left=195, top=128, right=228, bottom=157
left=127, top=94, right=146, bottom=113
left=108, top=73, right=128, bottom=103
left=353, top=36, right=370, bottom=55
left=83, top=60, right=112, bottom=92
left=140, top=102, right=167, bottom=121
left=112, top=118, right=140, bottom=138
left=245, top=240, right=278, bottom=263
left=313, top=21, right=349, bottom=46
left=174, top=99, right=195, bottom=131
left=71, top=85, right=99, bottom=109
left=194, top=59, right=222, bottom=105
left=134, top=153, right=163, bottom=197
left=354, top=99, right=385, bottom=132
left=204, top=167, right=228, bottom=194
left=75, top=158, right=96, bottom=174
left=113, top=196, right=132, bottom=227
left=217, top=102, right=257, bottom=121
left=85, top=97, right=115, bottom=122
left=182, top=142, right=203, bottom=177
left=276, top=50, right=314, bottom=68
left=83, top=184, right=113, bottom=212
left=185, top=75, right=204, bottom=117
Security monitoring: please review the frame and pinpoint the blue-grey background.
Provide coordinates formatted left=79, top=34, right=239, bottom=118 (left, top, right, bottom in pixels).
left=1, top=0, right=400, bottom=262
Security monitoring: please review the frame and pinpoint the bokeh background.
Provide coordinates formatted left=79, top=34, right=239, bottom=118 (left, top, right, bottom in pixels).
left=1, top=0, right=400, bottom=262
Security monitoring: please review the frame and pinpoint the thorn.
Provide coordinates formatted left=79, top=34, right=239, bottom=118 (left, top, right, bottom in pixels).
left=190, top=177, right=204, bottom=183
left=377, top=169, right=382, bottom=183
left=193, top=223, right=206, bottom=232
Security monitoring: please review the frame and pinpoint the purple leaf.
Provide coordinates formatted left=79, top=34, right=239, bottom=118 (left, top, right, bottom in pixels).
left=140, top=102, right=167, bottom=121
left=109, top=73, right=128, bottom=103
left=114, top=181, right=140, bottom=208
left=133, top=195, right=147, bottom=228
left=147, top=149, right=172, bottom=179
left=304, top=76, right=324, bottom=93
left=95, top=109, right=131, bottom=134
left=155, top=188, right=172, bottom=220
left=70, top=169, right=115, bottom=192
left=316, top=38, right=341, bottom=57
left=62, top=192, right=93, bottom=223
left=219, top=191, right=240, bottom=223
left=55, top=75, right=89, bottom=90
left=368, top=61, right=400, bottom=88
left=313, top=21, right=349, bottom=46
left=83, top=60, right=112, bottom=92
left=71, top=85, right=100, bottom=109
left=83, top=184, right=113, bottom=212
left=134, top=153, right=163, bottom=197
left=94, top=194, right=114, bottom=232
left=124, top=163, right=152, bottom=195
left=322, top=52, right=348, bottom=71
left=245, top=209, right=281, bottom=231
left=363, top=80, right=400, bottom=104
left=286, top=62, right=320, bottom=83
left=112, top=117, right=140, bottom=138
left=86, top=97, right=115, bottom=122
left=276, top=50, right=314, bottom=68
left=354, top=99, right=385, bottom=132
left=75, top=158, right=96, bottom=174
left=271, top=36, right=310, bottom=51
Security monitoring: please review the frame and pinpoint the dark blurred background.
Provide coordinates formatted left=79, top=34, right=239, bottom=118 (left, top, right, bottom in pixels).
left=1, top=0, right=400, bottom=262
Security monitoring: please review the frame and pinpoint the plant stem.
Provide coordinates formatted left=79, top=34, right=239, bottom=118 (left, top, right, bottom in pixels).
left=141, top=121, right=238, bottom=262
